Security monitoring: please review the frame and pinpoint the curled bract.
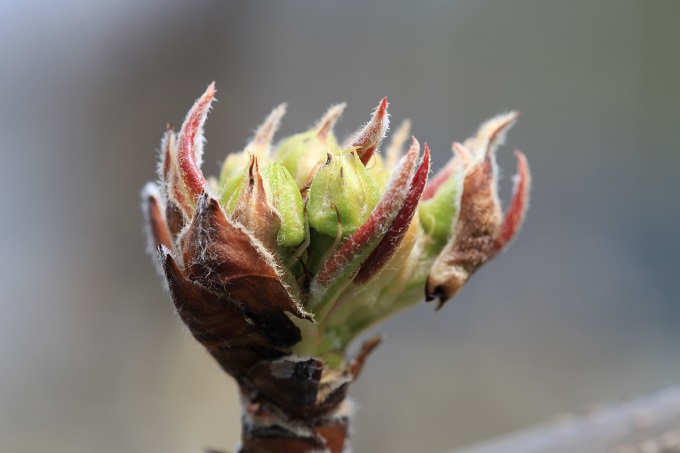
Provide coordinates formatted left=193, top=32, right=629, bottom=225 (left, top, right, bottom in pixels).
left=424, top=112, right=531, bottom=307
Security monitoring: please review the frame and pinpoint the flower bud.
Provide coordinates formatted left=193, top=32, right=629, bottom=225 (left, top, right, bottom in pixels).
left=307, top=151, right=381, bottom=239
left=144, top=86, right=533, bottom=449
left=274, top=104, right=345, bottom=188
left=144, top=87, right=533, bottom=445
left=218, top=103, right=287, bottom=187
left=262, top=162, right=306, bottom=248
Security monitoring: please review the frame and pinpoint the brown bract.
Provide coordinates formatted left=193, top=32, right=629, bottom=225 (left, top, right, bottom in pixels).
left=425, top=113, right=531, bottom=307
left=182, top=193, right=304, bottom=347
left=160, top=250, right=284, bottom=377
left=231, top=156, right=282, bottom=251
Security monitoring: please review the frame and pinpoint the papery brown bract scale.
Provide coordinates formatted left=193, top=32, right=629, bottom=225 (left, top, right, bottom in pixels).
left=164, top=200, right=186, bottom=241
left=143, top=185, right=174, bottom=253
left=231, top=156, right=281, bottom=251
left=425, top=154, right=502, bottom=307
left=160, top=249, right=285, bottom=377
left=181, top=193, right=304, bottom=347
left=425, top=112, right=531, bottom=308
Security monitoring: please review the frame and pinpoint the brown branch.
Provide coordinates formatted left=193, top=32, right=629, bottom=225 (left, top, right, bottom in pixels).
left=452, top=385, right=680, bottom=453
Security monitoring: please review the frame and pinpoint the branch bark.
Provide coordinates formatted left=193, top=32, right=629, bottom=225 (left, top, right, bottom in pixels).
left=452, top=385, right=680, bottom=453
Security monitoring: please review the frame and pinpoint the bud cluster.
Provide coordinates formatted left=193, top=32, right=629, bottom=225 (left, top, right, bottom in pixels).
left=143, top=83, right=531, bottom=452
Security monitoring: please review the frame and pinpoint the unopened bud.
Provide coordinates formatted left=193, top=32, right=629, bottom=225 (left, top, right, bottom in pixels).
left=307, top=151, right=381, bottom=238
left=274, top=104, right=345, bottom=188
left=262, top=162, right=306, bottom=248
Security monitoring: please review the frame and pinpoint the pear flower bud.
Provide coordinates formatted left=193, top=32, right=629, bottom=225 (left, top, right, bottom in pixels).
left=262, top=162, right=306, bottom=248
left=307, top=151, right=381, bottom=238
left=274, top=104, right=345, bottom=189
left=143, top=84, right=532, bottom=451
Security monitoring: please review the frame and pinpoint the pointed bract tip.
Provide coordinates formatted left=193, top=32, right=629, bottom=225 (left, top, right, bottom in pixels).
left=479, top=111, right=519, bottom=158
left=248, top=103, right=288, bottom=157
left=351, top=97, right=390, bottom=166
left=316, top=103, right=346, bottom=140
left=408, top=135, right=419, bottom=153
left=494, top=150, right=531, bottom=253
left=175, top=83, right=217, bottom=212
left=377, top=97, right=388, bottom=114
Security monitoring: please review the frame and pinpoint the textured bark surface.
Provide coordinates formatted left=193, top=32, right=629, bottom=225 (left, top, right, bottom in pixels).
left=236, top=337, right=380, bottom=452
left=161, top=242, right=381, bottom=452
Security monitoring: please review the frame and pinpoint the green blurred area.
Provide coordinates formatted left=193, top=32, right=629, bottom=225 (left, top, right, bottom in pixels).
left=0, top=1, right=678, bottom=452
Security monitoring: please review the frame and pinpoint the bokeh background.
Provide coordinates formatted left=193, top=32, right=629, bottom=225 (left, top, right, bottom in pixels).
left=1, top=1, right=679, bottom=452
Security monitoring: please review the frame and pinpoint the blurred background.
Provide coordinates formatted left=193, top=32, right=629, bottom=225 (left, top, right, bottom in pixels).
left=1, top=1, right=679, bottom=452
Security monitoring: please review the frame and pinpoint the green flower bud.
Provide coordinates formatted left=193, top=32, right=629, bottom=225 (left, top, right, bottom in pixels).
left=275, top=130, right=340, bottom=189
left=307, top=151, right=381, bottom=238
left=262, top=162, right=306, bottom=247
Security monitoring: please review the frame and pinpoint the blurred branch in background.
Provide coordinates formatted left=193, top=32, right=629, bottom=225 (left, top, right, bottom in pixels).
left=453, top=385, right=680, bottom=453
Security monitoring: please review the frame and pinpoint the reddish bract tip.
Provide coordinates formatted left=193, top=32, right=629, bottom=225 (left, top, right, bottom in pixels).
left=177, top=82, right=215, bottom=210
left=354, top=143, right=430, bottom=283
left=494, top=150, right=531, bottom=253
left=422, top=161, right=454, bottom=201
left=350, top=97, right=389, bottom=166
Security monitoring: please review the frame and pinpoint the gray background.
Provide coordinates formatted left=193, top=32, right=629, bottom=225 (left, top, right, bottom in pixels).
left=1, top=1, right=679, bottom=452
